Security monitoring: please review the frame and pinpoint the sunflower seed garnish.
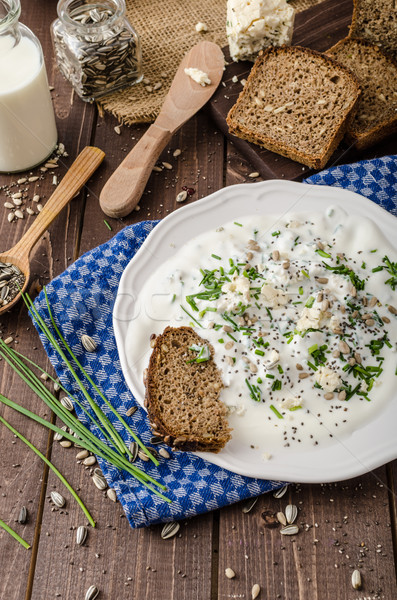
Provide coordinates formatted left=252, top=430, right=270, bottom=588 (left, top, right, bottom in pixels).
left=18, top=506, right=28, bottom=524
left=285, top=504, right=298, bottom=524
left=85, top=585, right=99, bottom=600
left=251, top=583, right=261, bottom=599
left=126, top=406, right=137, bottom=417
left=242, top=496, right=258, bottom=514
left=51, top=491, right=66, bottom=508
left=60, top=396, right=74, bottom=411
left=107, top=488, right=117, bottom=502
left=92, top=473, right=107, bottom=490
left=150, top=435, right=163, bottom=445
left=81, top=334, right=97, bottom=352
left=276, top=511, right=287, bottom=526
left=273, top=484, right=288, bottom=499
left=351, top=569, right=362, bottom=590
left=161, top=521, right=180, bottom=540
left=54, top=425, right=68, bottom=442
left=129, top=441, right=138, bottom=462
left=76, top=525, right=88, bottom=546
left=280, top=524, right=299, bottom=536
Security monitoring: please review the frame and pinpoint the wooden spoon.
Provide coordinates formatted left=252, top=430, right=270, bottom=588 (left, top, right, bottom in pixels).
left=99, top=41, right=225, bottom=218
left=0, top=146, right=105, bottom=316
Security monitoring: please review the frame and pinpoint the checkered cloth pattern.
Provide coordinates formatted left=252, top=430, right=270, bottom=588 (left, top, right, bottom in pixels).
left=32, top=155, right=397, bottom=528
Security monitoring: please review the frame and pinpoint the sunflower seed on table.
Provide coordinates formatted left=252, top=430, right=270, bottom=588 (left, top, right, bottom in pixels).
left=76, top=525, right=88, bottom=546
left=252, top=583, right=261, bottom=599
left=83, top=456, right=97, bottom=466
left=107, top=488, right=117, bottom=502
left=176, top=190, right=188, bottom=203
left=242, top=496, right=258, bottom=514
left=161, top=521, right=180, bottom=540
left=85, top=585, right=99, bottom=600
left=273, top=484, right=288, bottom=499
left=51, top=491, right=66, bottom=508
left=225, top=567, right=236, bottom=579
left=60, top=396, right=74, bottom=411
left=280, top=524, right=299, bottom=536
left=351, top=569, right=362, bottom=590
left=76, top=450, right=89, bottom=460
left=138, top=449, right=150, bottom=462
left=285, top=504, right=298, bottom=524
left=60, top=440, right=72, bottom=448
left=159, top=447, right=170, bottom=459
left=18, top=506, right=28, bottom=524
left=125, top=405, right=137, bottom=417
left=92, top=473, right=107, bottom=490
left=276, top=511, right=287, bottom=526
left=81, top=334, right=97, bottom=352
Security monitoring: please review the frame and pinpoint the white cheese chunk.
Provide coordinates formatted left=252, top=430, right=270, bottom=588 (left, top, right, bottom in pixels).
left=184, top=68, right=211, bottom=86
left=195, top=22, right=208, bottom=33
left=226, top=0, right=295, bottom=62
left=261, top=284, right=288, bottom=308
left=296, top=306, right=323, bottom=332
left=315, top=366, right=341, bottom=392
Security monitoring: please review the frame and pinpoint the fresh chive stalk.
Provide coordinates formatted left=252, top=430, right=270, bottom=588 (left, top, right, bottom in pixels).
left=0, top=414, right=96, bottom=526
left=0, top=518, right=31, bottom=550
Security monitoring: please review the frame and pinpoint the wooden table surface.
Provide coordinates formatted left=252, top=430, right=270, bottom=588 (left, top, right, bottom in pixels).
left=1, top=2, right=396, bottom=599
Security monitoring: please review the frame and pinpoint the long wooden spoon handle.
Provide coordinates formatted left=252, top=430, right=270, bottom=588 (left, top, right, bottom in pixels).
left=11, top=146, right=105, bottom=259
left=99, top=123, right=173, bottom=218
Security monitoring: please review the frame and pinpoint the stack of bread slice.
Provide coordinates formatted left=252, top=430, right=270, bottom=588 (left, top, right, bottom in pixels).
left=226, top=0, right=397, bottom=169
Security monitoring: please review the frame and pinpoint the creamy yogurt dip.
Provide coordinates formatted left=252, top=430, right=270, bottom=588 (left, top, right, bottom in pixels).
left=126, top=206, right=397, bottom=456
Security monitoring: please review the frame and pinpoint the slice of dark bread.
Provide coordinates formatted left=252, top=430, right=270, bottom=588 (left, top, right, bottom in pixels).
left=145, top=326, right=231, bottom=453
left=327, top=38, right=397, bottom=150
left=226, top=45, right=361, bottom=170
left=350, top=0, right=397, bottom=60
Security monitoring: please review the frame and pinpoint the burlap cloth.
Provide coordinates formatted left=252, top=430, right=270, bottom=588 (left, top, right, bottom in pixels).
left=98, top=0, right=324, bottom=124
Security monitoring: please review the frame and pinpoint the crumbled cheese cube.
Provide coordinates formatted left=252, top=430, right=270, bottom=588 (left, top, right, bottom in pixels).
left=261, top=284, right=288, bottom=308
left=296, top=306, right=323, bottom=332
left=226, top=0, right=295, bottom=62
left=195, top=21, right=208, bottom=33
left=278, top=395, right=302, bottom=410
left=315, top=366, right=341, bottom=392
left=219, top=276, right=251, bottom=310
left=184, top=67, right=211, bottom=86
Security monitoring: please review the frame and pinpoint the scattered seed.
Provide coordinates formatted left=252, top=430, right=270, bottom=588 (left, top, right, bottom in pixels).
left=248, top=172, right=260, bottom=178
left=138, top=449, right=150, bottom=461
left=14, top=210, right=24, bottom=219
left=12, top=192, right=22, bottom=199
left=107, top=488, right=117, bottom=502
left=26, top=207, right=35, bottom=215
left=161, top=521, right=180, bottom=540
left=28, top=176, right=39, bottom=182
left=18, top=506, right=28, bottom=524
left=176, top=190, right=188, bottom=203
left=60, top=396, right=74, bottom=411
left=272, top=250, right=280, bottom=261
left=242, top=497, right=258, bottom=514
left=276, top=511, right=287, bottom=526
left=387, top=304, right=397, bottom=315
left=369, top=296, right=378, bottom=307
left=338, top=341, right=350, bottom=354
left=37, top=203, right=43, bottom=212
left=298, top=372, right=309, bottom=379
left=285, top=504, right=298, bottom=524
left=51, top=491, right=66, bottom=508
left=162, top=161, right=172, bottom=170
left=126, top=406, right=137, bottom=417
left=273, top=484, right=288, bottom=498
left=33, top=194, right=40, bottom=202
left=129, top=441, right=138, bottom=462
left=4, top=202, right=14, bottom=209
left=76, top=450, right=89, bottom=460
left=60, top=440, right=72, bottom=448
left=152, top=165, right=162, bottom=172
left=114, top=125, right=121, bottom=134
left=4, top=336, right=13, bottom=345
left=81, top=334, right=97, bottom=352
left=153, top=82, right=162, bottom=90
left=7, top=212, right=15, bottom=222
left=85, top=585, right=99, bottom=600
left=280, top=524, right=299, bottom=535
left=159, top=447, right=170, bottom=459
left=173, top=148, right=181, bottom=157
left=252, top=583, right=261, bottom=599
left=92, top=473, right=107, bottom=490
left=13, top=198, right=22, bottom=206
left=76, top=525, right=88, bottom=545
left=83, top=456, right=97, bottom=466
left=225, top=567, right=236, bottom=579
left=351, top=569, right=362, bottom=590
left=17, top=178, right=27, bottom=184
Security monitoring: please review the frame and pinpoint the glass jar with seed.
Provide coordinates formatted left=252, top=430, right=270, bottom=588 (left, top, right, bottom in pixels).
left=51, top=0, right=143, bottom=102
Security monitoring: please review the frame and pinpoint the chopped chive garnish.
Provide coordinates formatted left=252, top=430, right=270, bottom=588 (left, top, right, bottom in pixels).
left=271, top=230, right=280, bottom=237
left=266, top=374, right=275, bottom=379
left=255, top=349, right=265, bottom=356
left=227, top=332, right=238, bottom=342
left=315, top=248, right=331, bottom=258
left=307, top=361, right=317, bottom=371
left=218, top=338, right=224, bottom=344
left=301, top=269, right=310, bottom=278
left=298, top=286, right=304, bottom=295
left=289, top=406, right=302, bottom=412
left=308, top=343, right=318, bottom=354
left=180, top=305, right=203, bottom=328
left=270, top=404, right=283, bottom=419
left=103, top=219, right=112, bottom=231
left=265, top=307, right=273, bottom=321
left=277, top=364, right=284, bottom=374
left=271, top=379, right=282, bottom=391
left=211, top=254, right=221, bottom=260
left=305, top=296, right=315, bottom=308
left=245, top=378, right=261, bottom=402
left=234, top=222, right=243, bottom=227
left=171, top=293, right=176, bottom=303
left=370, top=249, right=378, bottom=253
left=257, top=377, right=263, bottom=384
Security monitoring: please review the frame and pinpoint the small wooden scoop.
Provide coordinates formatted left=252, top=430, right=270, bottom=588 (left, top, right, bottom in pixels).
left=99, top=41, right=225, bottom=218
left=0, top=146, right=105, bottom=316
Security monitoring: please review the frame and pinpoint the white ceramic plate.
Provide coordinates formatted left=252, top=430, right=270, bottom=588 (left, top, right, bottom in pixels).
left=113, top=180, right=397, bottom=482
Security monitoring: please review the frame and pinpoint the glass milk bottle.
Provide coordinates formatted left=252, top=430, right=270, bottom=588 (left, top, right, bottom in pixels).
left=0, top=0, right=58, bottom=172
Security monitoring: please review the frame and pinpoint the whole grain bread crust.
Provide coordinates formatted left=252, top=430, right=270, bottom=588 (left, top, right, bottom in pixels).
left=145, top=326, right=232, bottom=453
left=226, top=45, right=361, bottom=170
left=327, top=37, right=397, bottom=150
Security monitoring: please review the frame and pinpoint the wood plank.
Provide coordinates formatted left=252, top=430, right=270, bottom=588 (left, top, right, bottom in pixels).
left=0, top=1, right=96, bottom=599
left=31, top=109, right=225, bottom=600
left=209, top=0, right=397, bottom=181
left=218, top=469, right=397, bottom=599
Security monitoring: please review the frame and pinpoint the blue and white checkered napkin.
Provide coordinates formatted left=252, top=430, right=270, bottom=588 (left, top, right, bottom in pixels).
left=32, top=155, right=397, bottom=528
